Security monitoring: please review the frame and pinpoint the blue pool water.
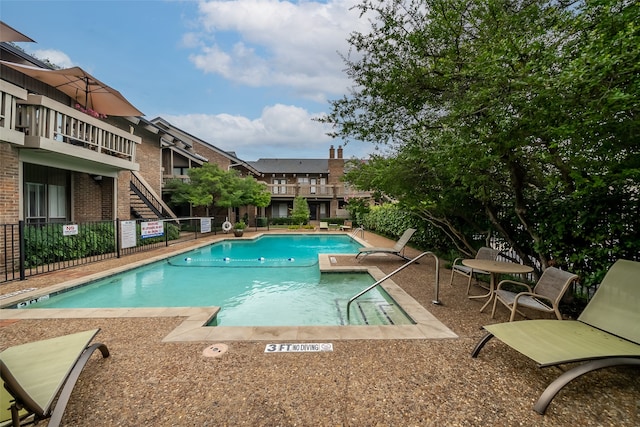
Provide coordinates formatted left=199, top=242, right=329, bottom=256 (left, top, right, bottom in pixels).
left=172, top=234, right=360, bottom=267
left=19, top=235, right=413, bottom=326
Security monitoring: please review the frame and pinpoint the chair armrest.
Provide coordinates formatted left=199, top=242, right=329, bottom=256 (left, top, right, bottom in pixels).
left=496, top=280, right=532, bottom=292
left=451, top=257, right=464, bottom=266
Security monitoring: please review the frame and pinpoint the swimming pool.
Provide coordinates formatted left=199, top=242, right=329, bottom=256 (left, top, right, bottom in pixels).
left=16, top=234, right=414, bottom=327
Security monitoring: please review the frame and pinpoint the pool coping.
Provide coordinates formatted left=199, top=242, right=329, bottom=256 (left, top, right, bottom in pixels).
left=0, top=233, right=458, bottom=342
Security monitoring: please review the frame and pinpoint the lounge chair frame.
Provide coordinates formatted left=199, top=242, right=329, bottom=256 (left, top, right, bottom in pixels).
left=1, top=329, right=110, bottom=427
left=355, top=228, right=416, bottom=261
left=471, top=259, right=640, bottom=414
left=340, top=220, right=352, bottom=231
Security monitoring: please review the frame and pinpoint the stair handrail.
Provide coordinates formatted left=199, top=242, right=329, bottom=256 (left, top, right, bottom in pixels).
left=346, top=252, right=440, bottom=324
left=130, top=171, right=178, bottom=219
left=350, top=227, right=364, bottom=239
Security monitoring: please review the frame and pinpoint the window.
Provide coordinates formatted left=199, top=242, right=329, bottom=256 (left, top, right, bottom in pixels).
left=24, top=164, right=70, bottom=224
left=273, top=179, right=287, bottom=194
left=48, top=185, right=67, bottom=221
left=26, top=183, right=46, bottom=222
left=319, top=177, right=327, bottom=195
left=172, top=167, right=188, bottom=176
left=273, top=203, right=288, bottom=218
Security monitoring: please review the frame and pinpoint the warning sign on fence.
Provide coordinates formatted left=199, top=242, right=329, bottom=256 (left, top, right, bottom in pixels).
left=62, top=224, right=78, bottom=236
left=120, top=220, right=137, bottom=249
left=141, top=221, right=163, bottom=239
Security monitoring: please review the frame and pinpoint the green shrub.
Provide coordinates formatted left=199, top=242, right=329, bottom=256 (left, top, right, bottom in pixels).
left=361, top=203, right=450, bottom=254
left=23, top=221, right=181, bottom=268
left=291, top=196, right=310, bottom=225
left=23, top=222, right=117, bottom=268
left=270, top=217, right=294, bottom=225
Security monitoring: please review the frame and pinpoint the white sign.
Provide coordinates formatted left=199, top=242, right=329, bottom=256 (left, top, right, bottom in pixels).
left=200, top=217, right=212, bottom=233
left=62, top=224, right=78, bottom=236
left=264, top=343, right=333, bottom=353
left=141, top=221, right=163, bottom=238
left=120, top=220, right=137, bottom=249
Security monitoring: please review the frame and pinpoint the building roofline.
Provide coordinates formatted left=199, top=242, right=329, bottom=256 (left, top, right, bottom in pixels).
left=150, top=117, right=261, bottom=176
left=0, top=42, right=53, bottom=69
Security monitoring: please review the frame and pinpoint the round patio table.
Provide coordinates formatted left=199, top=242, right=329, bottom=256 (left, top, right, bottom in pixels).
left=461, top=259, right=533, bottom=312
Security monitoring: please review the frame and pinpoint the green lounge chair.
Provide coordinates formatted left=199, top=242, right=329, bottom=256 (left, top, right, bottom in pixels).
left=471, top=259, right=640, bottom=414
left=356, top=228, right=417, bottom=261
left=1, top=329, right=109, bottom=427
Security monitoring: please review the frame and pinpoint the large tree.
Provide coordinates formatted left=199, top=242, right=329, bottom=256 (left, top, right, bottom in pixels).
left=325, top=0, right=639, bottom=281
left=165, top=164, right=271, bottom=217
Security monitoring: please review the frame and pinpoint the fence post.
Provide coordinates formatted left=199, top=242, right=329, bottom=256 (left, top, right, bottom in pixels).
left=18, top=220, right=25, bottom=281
left=116, top=218, right=121, bottom=258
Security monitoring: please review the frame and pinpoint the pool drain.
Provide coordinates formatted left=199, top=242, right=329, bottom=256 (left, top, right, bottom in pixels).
left=202, top=343, right=228, bottom=358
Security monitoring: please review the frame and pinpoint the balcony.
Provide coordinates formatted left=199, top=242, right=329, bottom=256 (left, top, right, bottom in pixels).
left=0, top=81, right=140, bottom=171
left=266, top=183, right=344, bottom=198
left=162, top=174, right=190, bottom=184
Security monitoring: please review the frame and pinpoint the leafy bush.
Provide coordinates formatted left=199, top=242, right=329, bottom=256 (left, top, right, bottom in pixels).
left=361, top=203, right=450, bottom=254
left=23, top=221, right=181, bottom=267
left=24, top=222, right=116, bottom=268
left=344, top=197, right=370, bottom=225
left=270, top=217, right=294, bottom=225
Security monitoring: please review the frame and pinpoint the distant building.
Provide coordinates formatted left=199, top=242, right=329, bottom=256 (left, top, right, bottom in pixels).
left=248, top=145, right=351, bottom=220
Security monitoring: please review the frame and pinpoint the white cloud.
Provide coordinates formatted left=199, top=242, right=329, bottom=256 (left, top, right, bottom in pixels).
left=167, top=1, right=377, bottom=161
left=190, top=0, right=368, bottom=101
left=164, top=104, right=338, bottom=159
left=31, top=49, right=74, bottom=68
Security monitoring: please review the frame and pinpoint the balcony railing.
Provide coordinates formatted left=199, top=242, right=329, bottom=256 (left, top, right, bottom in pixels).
left=1, top=83, right=140, bottom=170
left=266, top=183, right=344, bottom=198
left=0, top=79, right=28, bottom=145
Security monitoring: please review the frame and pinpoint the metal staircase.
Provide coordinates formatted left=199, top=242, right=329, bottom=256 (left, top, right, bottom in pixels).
left=129, top=171, right=178, bottom=220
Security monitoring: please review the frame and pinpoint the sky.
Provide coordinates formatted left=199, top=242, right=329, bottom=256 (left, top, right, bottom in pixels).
left=0, top=0, right=382, bottom=161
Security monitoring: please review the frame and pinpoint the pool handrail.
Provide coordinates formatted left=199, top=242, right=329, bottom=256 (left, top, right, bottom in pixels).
left=346, top=252, right=440, bottom=324
left=349, top=227, right=365, bottom=240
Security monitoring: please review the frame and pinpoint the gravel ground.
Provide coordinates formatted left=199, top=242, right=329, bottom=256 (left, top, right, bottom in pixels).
left=1, top=231, right=638, bottom=426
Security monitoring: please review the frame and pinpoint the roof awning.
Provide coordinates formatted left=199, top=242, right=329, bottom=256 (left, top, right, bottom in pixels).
left=0, top=21, right=35, bottom=42
left=0, top=60, right=143, bottom=117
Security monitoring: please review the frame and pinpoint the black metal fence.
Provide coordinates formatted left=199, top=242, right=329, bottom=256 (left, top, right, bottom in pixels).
left=0, top=217, right=273, bottom=285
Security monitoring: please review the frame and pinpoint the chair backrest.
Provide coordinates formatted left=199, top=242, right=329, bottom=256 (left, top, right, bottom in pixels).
left=392, top=228, right=417, bottom=251
left=344, top=220, right=352, bottom=227
left=578, top=259, right=640, bottom=344
left=532, top=267, right=578, bottom=306
left=476, top=247, right=500, bottom=261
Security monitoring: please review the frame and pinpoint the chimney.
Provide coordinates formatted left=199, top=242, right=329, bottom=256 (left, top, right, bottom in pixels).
left=337, top=145, right=343, bottom=159
left=329, top=145, right=335, bottom=159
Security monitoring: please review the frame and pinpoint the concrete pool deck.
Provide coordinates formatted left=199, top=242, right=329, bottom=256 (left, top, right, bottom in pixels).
left=1, top=230, right=638, bottom=426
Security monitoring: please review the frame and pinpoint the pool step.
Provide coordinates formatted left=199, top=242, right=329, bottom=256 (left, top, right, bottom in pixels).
left=336, top=299, right=413, bottom=325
